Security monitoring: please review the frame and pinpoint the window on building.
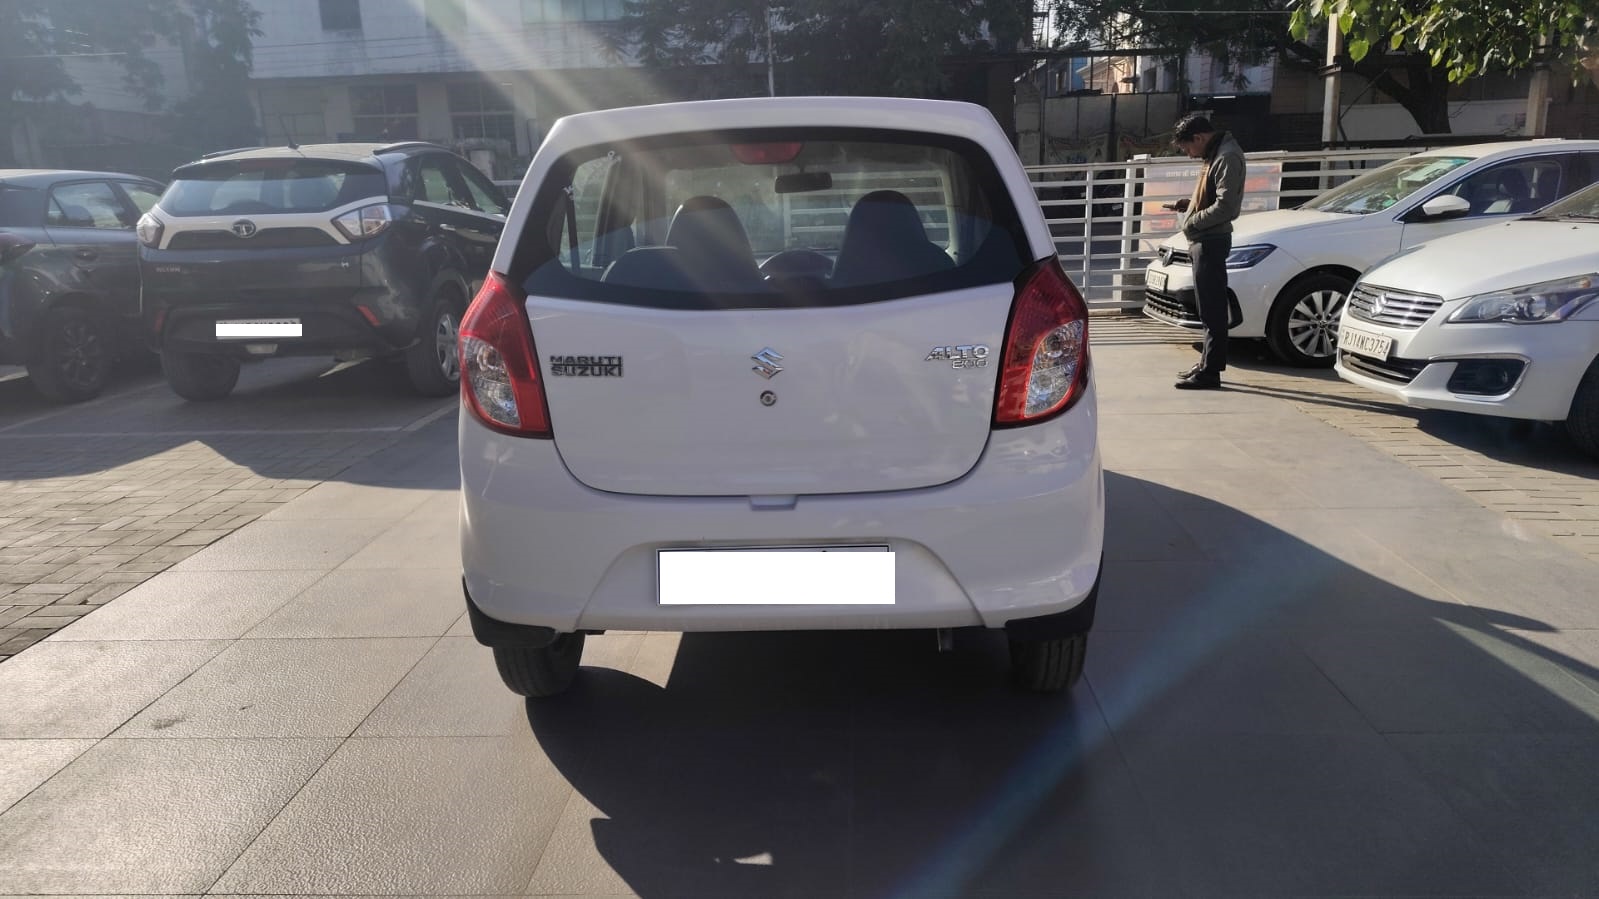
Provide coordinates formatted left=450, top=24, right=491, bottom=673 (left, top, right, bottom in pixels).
left=319, top=0, right=362, bottom=31
left=448, top=82, right=516, bottom=142
left=522, top=0, right=625, bottom=23
left=351, top=85, right=419, bottom=140
left=426, top=0, right=467, bottom=32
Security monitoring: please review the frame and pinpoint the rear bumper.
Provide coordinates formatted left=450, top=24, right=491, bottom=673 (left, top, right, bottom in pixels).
left=140, top=236, right=429, bottom=356
left=459, top=382, right=1105, bottom=634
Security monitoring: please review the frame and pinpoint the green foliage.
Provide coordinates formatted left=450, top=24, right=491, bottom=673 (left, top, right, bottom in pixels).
left=174, top=0, right=263, bottom=152
left=612, top=0, right=1031, bottom=96
left=1289, top=0, right=1598, bottom=84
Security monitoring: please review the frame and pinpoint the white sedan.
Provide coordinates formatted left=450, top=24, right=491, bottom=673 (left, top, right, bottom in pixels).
left=457, top=97, right=1104, bottom=698
left=1334, top=182, right=1599, bottom=456
left=1143, top=139, right=1599, bottom=366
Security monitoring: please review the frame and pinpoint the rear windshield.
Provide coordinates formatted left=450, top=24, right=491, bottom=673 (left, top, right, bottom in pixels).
left=160, top=159, right=387, bottom=216
left=516, top=129, right=1030, bottom=309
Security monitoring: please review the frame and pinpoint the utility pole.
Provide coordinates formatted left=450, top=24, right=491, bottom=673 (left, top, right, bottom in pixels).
left=1526, top=32, right=1552, bottom=136
left=766, top=6, right=776, bottom=97
left=1320, top=13, right=1343, bottom=147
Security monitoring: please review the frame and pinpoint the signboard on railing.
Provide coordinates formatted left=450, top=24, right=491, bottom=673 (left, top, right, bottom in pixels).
left=1138, top=159, right=1284, bottom=235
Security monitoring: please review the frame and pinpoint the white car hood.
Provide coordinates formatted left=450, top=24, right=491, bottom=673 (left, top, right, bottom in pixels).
left=1361, top=220, right=1599, bottom=300
left=1156, top=207, right=1362, bottom=249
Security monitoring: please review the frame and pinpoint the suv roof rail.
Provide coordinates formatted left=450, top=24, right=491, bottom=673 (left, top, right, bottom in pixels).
left=200, top=146, right=268, bottom=160
left=374, top=141, right=447, bottom=154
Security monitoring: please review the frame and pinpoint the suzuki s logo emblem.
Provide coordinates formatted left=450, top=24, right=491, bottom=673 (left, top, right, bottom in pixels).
left=231, top=219, right=258, bottom=239
left=1370, top=292, right=1385, bottom=316
left=751, top=347, right=784, bottom=379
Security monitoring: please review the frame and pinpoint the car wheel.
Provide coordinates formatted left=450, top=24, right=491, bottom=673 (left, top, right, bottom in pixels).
left=27, top=306, right=112, bottom=403
left=161, top=348, right=240, bottom=401
left=1266, top=273, right=1352, bottom=368
left=492, top=634, right=586, bottom=698
left=1566, top=358, right=1599, bottom=458
left=404, top=288, right=464, bottom=397
left=1008, top=632, right=1088, bottom=693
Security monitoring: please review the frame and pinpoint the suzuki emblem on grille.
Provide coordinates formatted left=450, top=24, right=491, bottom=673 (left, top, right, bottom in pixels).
left=1370, top=292, right=1385, bottom=316
left=231, top=219, right=258, bottom=239
left=751, top=347, right=784, bottom=379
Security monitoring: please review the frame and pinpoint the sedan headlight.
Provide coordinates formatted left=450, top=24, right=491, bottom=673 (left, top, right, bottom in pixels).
left=1447, top=274, right=1599, bottom=324
left=1225, top=244, right=1275, bottom=269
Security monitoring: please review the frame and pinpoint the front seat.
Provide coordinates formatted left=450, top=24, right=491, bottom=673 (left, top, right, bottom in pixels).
left=831, top=190, right=955, bottom=287
left=661, top=195, right=765, bottom=292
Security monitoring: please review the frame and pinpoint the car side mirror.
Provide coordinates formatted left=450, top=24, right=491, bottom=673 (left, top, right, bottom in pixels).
left=1419, top=194, right=1471, bottom=221
left=0, top=233, right=36, bottom=265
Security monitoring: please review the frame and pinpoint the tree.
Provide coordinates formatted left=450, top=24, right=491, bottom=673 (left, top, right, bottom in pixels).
left=0, top=0, right=259, bottom=164
left=1291, top=0, right=1599, bottom=88
left=173, top=0, right=263, bottom=152
left=611, top=0, right=1031, bottom=98
left=1051, top=0, right=1464, bottom=135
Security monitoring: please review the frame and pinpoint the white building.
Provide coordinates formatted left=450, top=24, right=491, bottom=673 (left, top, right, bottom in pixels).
left=247, top=0, right=705, bottom=176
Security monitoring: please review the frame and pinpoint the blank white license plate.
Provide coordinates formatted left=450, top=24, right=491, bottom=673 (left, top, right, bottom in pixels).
left=216, top=319, right=301, bottom=339
left=1147, top=269, right=1167, bottom=292
left=658, top=547, right=894, bottom=605
left=1338, top=325, right=1393, bottom=360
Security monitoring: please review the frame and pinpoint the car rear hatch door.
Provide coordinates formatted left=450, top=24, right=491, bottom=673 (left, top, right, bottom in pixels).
left=527, top=283, right=1015, bottom=496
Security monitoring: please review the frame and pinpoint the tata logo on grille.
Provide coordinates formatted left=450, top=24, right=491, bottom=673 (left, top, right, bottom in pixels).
left=751, top=348, right=784, bottom=379
left=231, top=219, right=258, bottom=239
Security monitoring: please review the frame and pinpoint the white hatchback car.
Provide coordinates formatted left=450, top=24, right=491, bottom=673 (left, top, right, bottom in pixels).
left=1335, top=182, right=1599, bottom=457
left=457, top=98, right=1104, bottom=698
left=1143, top=139, right=1599, bottom=366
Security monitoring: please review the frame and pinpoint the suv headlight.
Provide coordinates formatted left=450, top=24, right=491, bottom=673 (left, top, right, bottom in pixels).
left=1225, top=244, right=1275, bottom=269
left=1447, top=274, right=1599, bottom=324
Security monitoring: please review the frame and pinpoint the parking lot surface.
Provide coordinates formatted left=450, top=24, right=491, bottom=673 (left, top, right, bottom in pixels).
left=1, top=322, right=1597, bottom=897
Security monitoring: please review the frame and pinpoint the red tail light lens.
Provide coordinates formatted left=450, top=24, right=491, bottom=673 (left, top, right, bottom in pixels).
left=459, top=272, right=552, bottom=438
left=994, top=256, right=1090, bottom=427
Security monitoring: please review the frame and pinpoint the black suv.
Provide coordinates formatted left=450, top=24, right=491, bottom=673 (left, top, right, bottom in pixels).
left=138, top=142, right=510, bottom=400
left=1, top=169, right=165, bottom=402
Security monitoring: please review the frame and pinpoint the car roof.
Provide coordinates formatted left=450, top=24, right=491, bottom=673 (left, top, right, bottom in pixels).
left=1411, top=139, right=1599, bottom=161
left=0, top=169, right=157, bottom=187
left=192, top=142, right=450, bottom=166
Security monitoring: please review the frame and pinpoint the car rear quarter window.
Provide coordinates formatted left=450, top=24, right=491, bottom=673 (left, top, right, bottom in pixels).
left=0, top=186, right=43, bottom=227
left=47, top=181, right=132, bottom=230
left=514, top=129, right=1030, bottom=309
left=161, top=159, right=387, bottom=216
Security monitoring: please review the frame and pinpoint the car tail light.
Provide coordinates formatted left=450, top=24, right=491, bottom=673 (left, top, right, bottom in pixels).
left=135, top=213, right=164, bottom=248
left=333, top=203, right=400, bottom=241
left=994, top=256, right=1090, bottom=427
left=459, top=271, right=551, bottom=438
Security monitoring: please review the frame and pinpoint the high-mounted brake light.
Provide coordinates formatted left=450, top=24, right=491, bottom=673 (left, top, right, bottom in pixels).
left=731, top=142, right=804, bottom=165
left=459, top=272, right=551, bottom=438
left=993, top=256, right=1090, bottom=426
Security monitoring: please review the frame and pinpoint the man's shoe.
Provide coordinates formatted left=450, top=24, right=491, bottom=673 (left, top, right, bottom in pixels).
left=1190, top=341, right=1205, bottom=352
left=1178, top=363, right=1203, bottom=378
left=1174, top=372, right=1222, bottom=390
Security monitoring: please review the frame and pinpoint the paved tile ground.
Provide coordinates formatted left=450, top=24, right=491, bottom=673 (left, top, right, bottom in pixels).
left=0, top=359, right=454, bottom=662
left=1100, top=315, right=1599, bottom=560
left=1, top=324, right=1597, bottom=897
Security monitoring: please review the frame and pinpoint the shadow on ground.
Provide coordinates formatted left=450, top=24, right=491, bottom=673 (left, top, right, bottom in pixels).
left=521, top=472, right=1599, bottom=899
left=0, top=357, right=457, bottom=487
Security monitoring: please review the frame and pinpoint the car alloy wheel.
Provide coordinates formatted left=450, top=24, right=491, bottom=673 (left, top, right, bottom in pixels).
left=434, top=310, right=460, bottom=382
left=1286, top=288, right=1345, bottom=360
left=53, top=315, right=108, bottom=393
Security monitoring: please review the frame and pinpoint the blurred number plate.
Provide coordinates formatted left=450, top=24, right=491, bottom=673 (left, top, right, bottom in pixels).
left=658, top=547, right=894, bottom=605
left=1338, top=325, right=1392, bottom=360
left=217, top=319, right=301, bottom=338
left=1147, top=270, right=1167, bottom=293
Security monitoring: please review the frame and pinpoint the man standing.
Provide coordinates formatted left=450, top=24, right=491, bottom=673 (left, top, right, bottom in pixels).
left=1166, top=114, right=1245, bottom=390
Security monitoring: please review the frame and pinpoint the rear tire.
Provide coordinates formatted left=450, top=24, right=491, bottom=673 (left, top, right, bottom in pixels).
left=1008, top=632, right=1088, bottom=693
left=1566, top=359, right=1599, bottom=458
left=161, top=349, right=240, bottom=401
left=404, top=288, right=463, bottom=397
left=27, top=306, right=112, bottom=403
left=1266, top=273, right=1352, bottom=368
left=492, top=634, right=586, bottom=698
